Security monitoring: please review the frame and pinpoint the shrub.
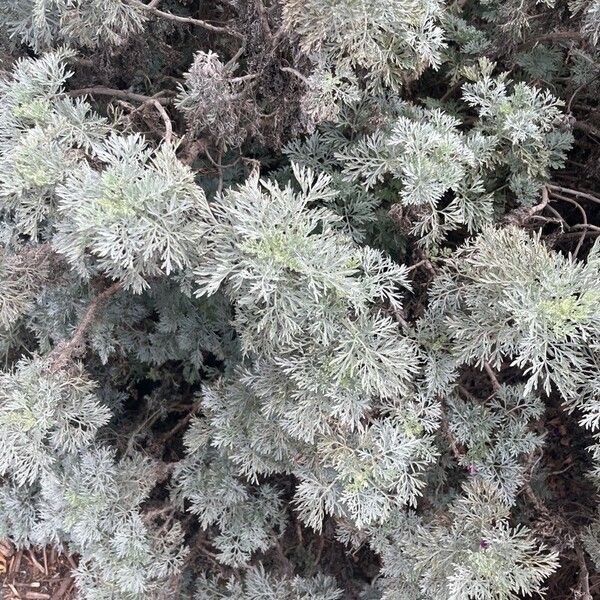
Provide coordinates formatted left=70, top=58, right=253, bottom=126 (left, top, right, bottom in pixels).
left=0, top=2, right=599, bottom=598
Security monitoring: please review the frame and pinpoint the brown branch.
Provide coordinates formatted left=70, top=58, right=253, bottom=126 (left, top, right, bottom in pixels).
left=154, top=460, right=178, bottom=484
left=483, top=363, right=501, bottom=392
left=205, top=148, right=226, bottom=195
left=280, top=66, right=309, bottom=84
left=49, top=282, right=122, bottom=371
left=502, top=186, right=549, bottom=227
left=547, top=184, right=600, bottom=206
left=150, top=99, right=173, bottom=144
left=440, top=410, right=465, bottom=463
left=567, top=74, right=600, bottom=113
left=557, top=230, right=600, bottom=240
left=545, top=204, right=570, bottom=230
left=178, top=137, right=208, bottom=166
left=255, top=0, right=272, bottom=37
left=550, top=193, right=591, bottom=256
left=534, top=31, right=583, bottom=44
left=577, top=545, right=593, bottom=600
left=570, top=223, right=600, bottom=232
left=230, top=73, right=259, bottom=83
left=67, top=87, right=172, bottom=105
left=225, top=42, right=247, bottom=70
left=519, top=30, right=583, bottom=51
left=457, top=384, right=479, bottom=403
left=127, top=0, right=244, bottom=39
left=407, top=258, right=432, bottom=273
left=127, top=97, right=174, bottom=142
left=522, top=482, right=553, bottom=520
left=158, top=405, right=197, bottom=445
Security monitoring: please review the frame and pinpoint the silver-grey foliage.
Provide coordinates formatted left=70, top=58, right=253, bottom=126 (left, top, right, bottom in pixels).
left=0, top=4, right=598, bottom=598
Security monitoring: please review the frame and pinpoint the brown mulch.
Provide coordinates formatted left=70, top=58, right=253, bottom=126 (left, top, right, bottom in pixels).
left=0, top=540, right=77, bottom=600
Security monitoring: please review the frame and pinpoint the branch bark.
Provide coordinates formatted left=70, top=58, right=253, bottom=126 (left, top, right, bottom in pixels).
left=49, top=282, right=122, bottom=371
left=127, top=0, right=244, bottom=39
left=67, top=87, right=173, bottom=105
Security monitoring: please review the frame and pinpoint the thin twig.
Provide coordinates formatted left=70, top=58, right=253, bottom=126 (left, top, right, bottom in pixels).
left=407, top=259, right=429, bottom=273
left=576, top=545, right=593, bottom=600
left=205, top=148, right=227, bottom=195
left=440, top=81, right=461, bottom=102
left=547, top=184, right=600, bottom=205
left=67, top=87, right=172, bottom=105
left=457, top=384, right=479, bottom=403
left=150, top=99, right=173, bottom=143
left=230, top=73, right=258, bottom=83
left=551, top=193, right=589, bottom=256
left=49, top=282, right=122, bottom=371
left=312, top=536, right=325, bottom=571
left=539, top=184, right=550, bottom=212
left=225, top=42, right=246, bottom=70
left=558, top=230, right=600, bottom=240
left=255, top=0, right=272, bottom=37
left=523, top=482, right=552, bottom=519
left=127, top=0, right=244, bottom=39
left=567, top=74, right=600, bottom=113
left=484, top=363, right=501, bottom=391
left=570, top=223, right=600, bottom=232
left=502, top=186, right=549, bottom=226
left=160, top=409, right=195, bottom=443
left=280, top=66, right=309, bottom=84
left=544, top=204, right=569, bottom=230
left=125, top=406, right=164, bottom=455
left=520, top=30, right=583, bottom=50
left=441, top=413, right=464, bottom=462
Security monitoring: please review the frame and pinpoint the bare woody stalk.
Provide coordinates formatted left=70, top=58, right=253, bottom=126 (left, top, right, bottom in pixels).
left=67, top=87, right=173, bottom=105
left=49, top=281, right=122, bottom=371
left=126, top=0, right=245, bottom=40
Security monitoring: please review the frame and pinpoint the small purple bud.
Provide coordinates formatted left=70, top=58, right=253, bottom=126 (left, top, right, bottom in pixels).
left=479, top=539, right=490, bottom=550
left=467, top=464, right=478, bottom=475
